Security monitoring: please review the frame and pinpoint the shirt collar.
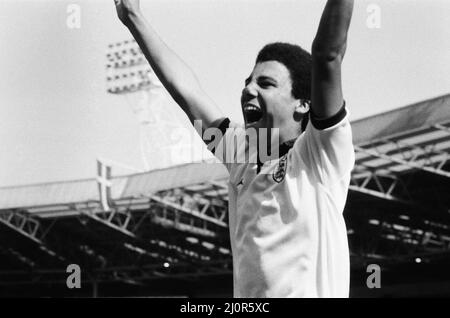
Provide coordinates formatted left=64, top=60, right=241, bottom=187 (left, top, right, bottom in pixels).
left=257, top=137, right=297, bottom=173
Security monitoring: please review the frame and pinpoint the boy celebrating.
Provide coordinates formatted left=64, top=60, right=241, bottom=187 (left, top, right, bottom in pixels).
left=114, top=0, right=355, bottom=297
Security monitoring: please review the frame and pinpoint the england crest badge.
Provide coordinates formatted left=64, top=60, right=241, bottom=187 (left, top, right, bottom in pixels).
left=273, top=154, right=288, bottom=183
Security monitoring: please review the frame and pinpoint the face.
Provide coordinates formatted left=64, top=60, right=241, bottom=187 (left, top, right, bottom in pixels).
left=241, top=61, right=300, bottom=130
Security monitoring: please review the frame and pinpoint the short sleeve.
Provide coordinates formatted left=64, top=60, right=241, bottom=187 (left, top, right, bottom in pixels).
left=293, top=105, right=355, bottom=184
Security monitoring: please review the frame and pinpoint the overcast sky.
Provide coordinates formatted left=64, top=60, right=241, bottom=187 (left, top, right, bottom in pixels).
left=1, top=0, right=449, bottom=186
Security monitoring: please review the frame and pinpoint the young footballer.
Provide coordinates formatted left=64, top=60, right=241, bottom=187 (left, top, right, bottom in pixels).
left=114, top=0, right=355, bottom=297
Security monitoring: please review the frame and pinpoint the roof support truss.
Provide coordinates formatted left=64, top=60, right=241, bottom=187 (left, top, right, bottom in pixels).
left=350, top=169, right=412, bottom=203
left=0, top=209, right=56, bottom=244
left=355, top=140, right=450, bottom=179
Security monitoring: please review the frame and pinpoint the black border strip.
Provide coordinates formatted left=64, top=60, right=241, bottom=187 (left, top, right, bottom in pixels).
left=310, top=102, right=347, bottom=130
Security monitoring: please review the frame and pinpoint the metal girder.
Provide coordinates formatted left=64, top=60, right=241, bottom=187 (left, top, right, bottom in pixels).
left=355, top=141, right=450, bottom=179
left=350, top=169, right=412, bottom=203
left=0, top=209, right=56, bottom=244
left=27, top=204, right=77, bottom=218
left=73, top=202, right=151, bottom=238
left=0, top=210, right=40, bottom=243
left=186, top=180, right=229, bottom=202
left=435, top=124, right=450, bottom=134
left=80, top=183, right=228, bottom=239
left=151, top=208, right=219, bottom=238
left=351, top=126, right=450, bottom=201
left=0, top=210, right=64, bottom=267
left=150, top=191, right=228, bottom=228
left=72, top=201, right=228, bottom=269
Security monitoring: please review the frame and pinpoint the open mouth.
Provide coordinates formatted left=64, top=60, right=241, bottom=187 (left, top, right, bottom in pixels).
left=243, top=104, right=263, bottom=124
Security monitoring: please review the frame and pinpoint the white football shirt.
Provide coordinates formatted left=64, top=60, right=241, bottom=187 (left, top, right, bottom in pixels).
left=210, top=106, right=355, bottom=298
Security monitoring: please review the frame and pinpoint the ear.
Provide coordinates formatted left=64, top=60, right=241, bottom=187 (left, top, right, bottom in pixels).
left=293, top=99, right=310, bottom=121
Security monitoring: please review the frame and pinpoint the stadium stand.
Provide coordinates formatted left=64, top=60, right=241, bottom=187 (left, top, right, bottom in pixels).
left=0, top=94, right=449, bottom=297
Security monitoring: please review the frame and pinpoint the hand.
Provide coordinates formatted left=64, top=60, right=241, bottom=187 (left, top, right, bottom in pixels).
left=114, top=0, right=141, bottom=25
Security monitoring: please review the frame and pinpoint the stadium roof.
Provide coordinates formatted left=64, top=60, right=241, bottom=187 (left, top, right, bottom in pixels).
left=1, top=93, right=449, bottom=210
left=352, top=93, right=450, bottom=145
left=0, top=163, right=228, bottom=213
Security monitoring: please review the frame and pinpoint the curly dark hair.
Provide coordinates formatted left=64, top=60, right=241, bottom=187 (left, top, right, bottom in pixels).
left=256, top=42, right=312, bottom=131
left=256, top=42, right=312, bottom=101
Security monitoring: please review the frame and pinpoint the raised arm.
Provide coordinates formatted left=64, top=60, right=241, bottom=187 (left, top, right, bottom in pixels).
left=114, top=0, right=224, bottom=130
left=311, top=0, right=354, bottom=119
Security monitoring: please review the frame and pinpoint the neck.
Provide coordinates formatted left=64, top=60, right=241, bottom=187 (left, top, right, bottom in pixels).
left=255, top=126, right=300, bottom=162
left=278, top=124, right=302, bottom=145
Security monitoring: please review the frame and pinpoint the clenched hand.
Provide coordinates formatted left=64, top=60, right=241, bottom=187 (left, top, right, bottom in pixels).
left=114, top=0, right=141, bottom=25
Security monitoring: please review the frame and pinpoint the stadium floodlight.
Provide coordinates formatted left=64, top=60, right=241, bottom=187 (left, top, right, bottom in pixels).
left=106, top=39, right=156, bottom=94
left=105, top=39, right=211, bottom=171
